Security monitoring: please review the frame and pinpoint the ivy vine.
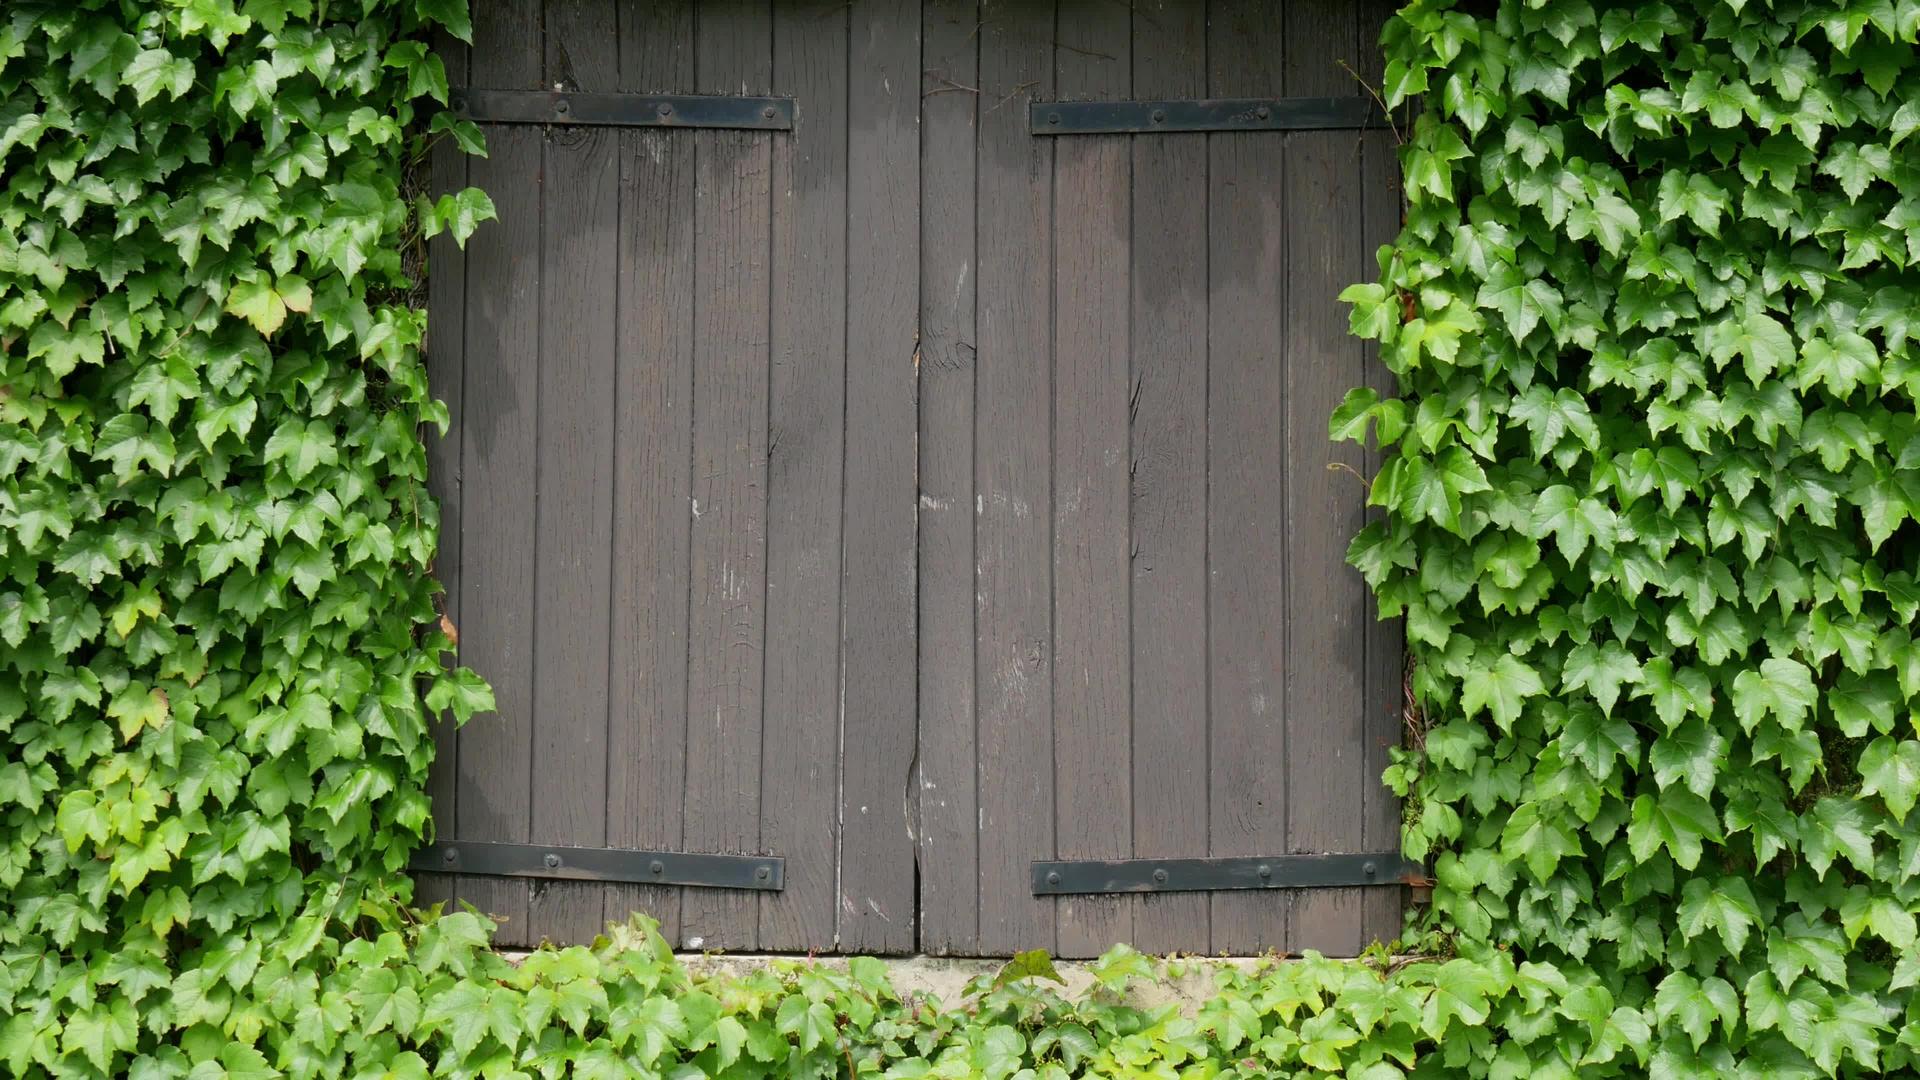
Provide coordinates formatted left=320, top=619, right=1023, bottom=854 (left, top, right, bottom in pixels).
left=1337, top=0, right=1920, bottom=1073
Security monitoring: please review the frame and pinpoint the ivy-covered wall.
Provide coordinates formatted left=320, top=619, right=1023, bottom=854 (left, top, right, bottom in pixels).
left=3, top=0, right=1919, bottom=1077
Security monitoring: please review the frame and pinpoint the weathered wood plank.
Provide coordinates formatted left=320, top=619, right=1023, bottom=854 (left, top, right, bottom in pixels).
left=453, top=0, right=543, bottom=948
left=1206, top=0, right=1290, bottom=956
left=973, top=0, right=1057, bottom=957
left=605, top=0, right=696, bottom=947
left=1357, top=0, right=1408, bottom=949
left=1050, top=0, right=1133, bottom=959
left=420, top=27, right=469, bottom=915
left=915, top=0, right=981, bottom=957
left=524, top=0, right=620, bottom=948
left=682, top=0, right=773, bottom=951
left=838, top=0, right=921, bottom=955
left=1127, top=0, right=1211, bottom=956
left=1280, top=0, right=1369, bottom=957
left=758, top=0, right=850, bottom=952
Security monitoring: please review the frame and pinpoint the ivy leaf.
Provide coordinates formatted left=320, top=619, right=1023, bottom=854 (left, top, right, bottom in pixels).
left=1655, top=172, right=1729, bottom=236
left=1561, top=642, right=1642, bottom=715
left=1531, top=485, right=1619, bottom=563
left=107, top=684, right=170, bottom=743
left=94, top=414, right=177, bottom=481
left=425, top=667, right=495, bottom=724
left=1676, top=877, right=1761, bottom=955
left=1627, top=791, right=1720, bottom=870
left=1460, top=653, right=1545, bottom=731
left=1802, top=797, right=1877, bottom=879
left=1796, top=332, right=1878, bottom=400
left=122, top=48, right=196, bottom=104
left=421, top=188, right=497, bottom=248
left=1649, top=719, right=1724, bottom=797
left=263, top=419, right=339, bottom=481
left=225, top=276, right=311, bottom=337
left=1858, top=738, right=1920, bottom=823
left=1730, top=658, right=1817, bottom=733
left=1476, top=265, right=1565, bottom=341
left=1635, top=658, right=1713, bottom=730
left=1419, top=959, right=1510, bottom=1039
left=414, top=0, right=474, bottom=42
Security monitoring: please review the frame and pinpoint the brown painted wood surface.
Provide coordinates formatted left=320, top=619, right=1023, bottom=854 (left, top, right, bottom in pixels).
left=758, top=0, right=850, bottom=953
left=914, top=0, right=982, bottom=957
left=1127, top=0, right=1211, bottom=956
left=429, top=0, right=1400, bottom=957
left=603, top=0, right=695, bottom=948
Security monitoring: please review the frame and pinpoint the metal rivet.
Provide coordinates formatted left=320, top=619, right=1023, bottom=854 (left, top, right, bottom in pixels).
left=1152, top=868, right=1169, bottom=884
left=1048, top=112, right=1061, bottom=125
left=1046, top=871, right=1062, bottom=885
left=450, top=94, right=466, bottom=113
left=762, top=105, right=777, bottom=119
left=658, top=102, right=673, bottom=116
left=1256, top=105, right=1271, bottom=119
left=442, top=847, right=458, bottom=863
left=1151, top=109, right=1166, bottom=123
left=1363, top=861, right=1378, bottom=877
left=755, top=866, right=771, bottom=881
left=649, top=860, right=666, bottom=876
left=554, top=100, right=571, bottom=117
left=1256, top=864, right=1271, bottom=879
left=543, top=853, right=561, bottom=869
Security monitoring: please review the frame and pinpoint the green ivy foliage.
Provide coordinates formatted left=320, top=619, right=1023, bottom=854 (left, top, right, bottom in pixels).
left=0, top=0, right=497, bottom=1074
left=1334, top=0, right=1920, bottom=1073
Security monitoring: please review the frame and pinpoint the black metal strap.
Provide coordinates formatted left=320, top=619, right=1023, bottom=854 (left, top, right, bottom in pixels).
left=1031, top=853, right=1422, bottom=894
left=413, top=840, right=784, bottom=891
left=451, top=89, right=794, bottom=130
left=1031, top=97, right=1385, bottom=135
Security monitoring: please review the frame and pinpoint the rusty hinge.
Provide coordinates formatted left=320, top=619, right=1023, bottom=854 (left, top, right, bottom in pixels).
left=1030, top=97, right=1385, bottom=135
left=413, top=840, right=784, bottom=891
left=1031, top=853, right=1425, bottom=894
left=451, top=89, right=794, bottom=130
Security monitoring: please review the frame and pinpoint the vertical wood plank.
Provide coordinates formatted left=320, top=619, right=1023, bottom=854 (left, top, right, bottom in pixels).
left=683, top=0, right=773, bottom=951
left=1127, top=0, right=1211, bottom=956
left=455, top=0, right=543, bottom=949
left=419, top=27, right=469, bottom=915
left=605, top=0, right=697, bottom=947
left=1281, top=0, right=1369, bottom=957
left=1357, top=0, right=1408, bottom=949
left=524, top=0, right=620, bottom=948
left=973, top=0, right=1057, bottom=957
left=1050, top=0, right=1132, bottom=959
left=759, top=0, right=850, bottom=952
left=916, top=0, right=981, bottom=956
left=839, top=0, right=921, bottom=955
left=1206, top=0, right=1290, bottom=956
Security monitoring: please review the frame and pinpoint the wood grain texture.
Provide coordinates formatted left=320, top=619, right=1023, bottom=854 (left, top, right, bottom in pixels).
left=525, top=0, right=620, bottom=948
left=915, top=0, right=981, bottom=956
left=1280, top=0, right=1369, bottom=957
left=420, top=28, right=469, bottom=915
left=681, top=0, right=774, bottom=952
left=452, top=0, right=543, bottom=948
left=1357, top=0, right=1408, bottom=949
left=1126, top=0, right=1211, bottom=955
left=972, top=0, right=1057, bottom=957
left=1205, top=0, right=1290, bottom=956
left=759, top=0, right=849, bottom=952
left=839, top=0, right=921, bottom=955
left=1050, top=0, right=1133, bottom=959
left=603, top=0, right=696, bottom=946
